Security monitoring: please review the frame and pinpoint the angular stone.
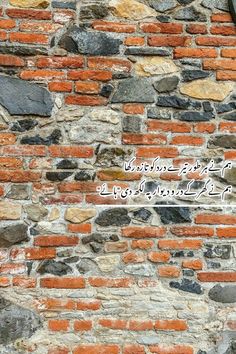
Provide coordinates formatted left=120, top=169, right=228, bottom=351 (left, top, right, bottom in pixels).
left=0, top=297, right=42, bottom=345
left=148, top=0, right=177, bottom=12
left=37, top=260, right=72, bottom=276
left=10, top=0, right=49, bottom=8
left=96, top=147, right=132, bottom=168
left=24, top=204, right=48, bottom=222
left=7, top=185, right=29, bottom=200
left=174, top=6, right=207, bottom=21
left=100, top=84, right=114, bottom=98
left=0, top=76, right=53, bottom=116
left=77, top=259, right=97, bottom=274
left=132, top=208, right=152, bottom=222
left=11, top=119, right=38, bottom=132
left=147, top=107, right=172, bottom=120
left=65, top=208, right=96, bottom=223
left=180, top=79, right=234, bottom=101
left=170, top=278, right=203, bottom=294
left=223, top=167, right=236, bottom=186
left=208, top=135, right=236, bottom=149
left=153, top=76, right=179, bottom=93
left=221, top=111, right=236, bottom=121
left=21, top=129, right=62, bottom=146
left=80, top=4, right=109, bottom=19
left=182, top=70, right=210, bottom=82
left=0, top=201, right=21, bottom=220
left=209, top=284, right=236, bottom=303
left=112, top=78, right=156, bottom=103
left=82, top=233, right=105, bottom=245
left=57, top=159, right=78, bottom=169
left=201, top=0, right=229, bottom=11
left=154, top=203, right=191, bottom=224
left=89, top=108, right=120, bottom=125
left=178, top=111, right=214, bottom=121
left=0, top=45, right=48, bottom=56
left=109, top=0, right=156, bottom=20
left=216, top=102, right=236, bottom=114
left=124, top=264, right=155, bottom=276
left=134, top=57, right=179, bottom=77
left=123, top=116, right=141, bottom=133
left=59, top=26, right=121, bottom=56
left=124, top=47, right=170, bottom=56
left=95, top=208, right=131, bottom=227
left=178, top=0, right=194, bottom=4
left=52, top=1, right=76, bottom=10
left=74, top=170, right=94, bottom=181
left=46, top=172, right=72, bottom=181
left=95, top=255, right=120, bottom=272
left=204, top=244, right=231, bottom=259
left=157, top=95, right=191, bottom=109
left=0, top=223, right=28, bottom=247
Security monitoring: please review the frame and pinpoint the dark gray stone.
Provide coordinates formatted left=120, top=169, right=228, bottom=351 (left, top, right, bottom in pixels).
left=82, top=233, right=105, bottom=245
left=203, top=101, right=214, bottom=113
left=0, top=76, right=53, bottom=116
left=124, top=47, right=171, bottom=56
left=0, top=297, right=42, bottom=345
left=149, top=0, right=177, bottom=12
left=95, top=208, right=131, bottom=227
left=59, top=26, right=121, bottom=55
left=21, top=129, right=62, bottom=145
left=96, top=147, right=131, bottom=168
left=132, top=208, right=152, bottom=222
left=7, top=185, right=29, bottom=200
left=100, top=84, right=113, bottom=98
left=52, top=1, right=76, bottom=9
left=156, top=15, right=171, bottom=22
left=64, top=256, right=80, bottom=263
left=0, top=223, right=28, bottom=247
left=201, top=0, right=229, bottom=11
left=183, top=269, right=194, bottom=277
left=0, top=46, right=48, bottom=56
left=182, top=70, right=210, bottom=82
left=10, top=119, right=38, bottom=132
left=74, top=170, right=94, bottom=181
left=225, top=341, right=236, bottom=354
left=180, top=59, right=202, bottom=67
left=221, top=111, right=236, bottom=121
left=46, top=172, right=72, bottom=181
left=37, top=260, right=72, bottom=276
left=169, top=278, right=203, bottom=294
left=147, top=107, right=172, bottom=120
left=174, top=6, right=207, bottom=21
left=112, top=78, right=156, bottom=103
left=208, top=135, right=236, bottom=149
left=207, top=261, right=221, bottom=269
left=209, top=284, right=236, bottom=303
left=216, top=102, right=236, bottom=114
left=178, top=111, right=214, bottom=121
left=57, top=159, right=78, bottom=169
left=154, top=203, right=191, bottom=224
left=153, top=76, right=179, bottom=93
left=204, top=244, right=231, bottom=259
left=178, top=0, right=194, bottom=4
left=79, top=4, right=109, bottom=20
left=123, top=116, right=142, bottom=133
left=157, top=95, right=191, bottom=109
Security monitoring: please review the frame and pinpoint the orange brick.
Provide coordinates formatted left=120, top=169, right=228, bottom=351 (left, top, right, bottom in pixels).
left=122, top=226, right=165, bottom=239
left=48, top=319, right=69, bottom=332
left=123, top=344, right=145, bottom=354
left=25, top=248, right=56, bottom=260
left=171, top=136, right=204, bottom=146
left=99, top=318, right=127, bottom=330
left=123, top=103, right=144, bottom=114
left=217, top=70, right=236, bottom=80
left=65, top=95, right=106, bottom=106
left=0, top=19, right=16, bottom=29
left=158, top=266, right=180, bottom=278
left=92, top=20, right=136, bottom=33
left=41, top=277, right=85, bottom=289
left=0, top=157, right=22, bottom=169
left=123, top=133, right=167, bottom=145
left=155, top=319, right=187, bottom=331
left=88, top=57, right=132, bottom=72
left=88, top=277, right=134, bottom=288
left=76, top=300, right=101, bottom=311
left=37, top=56, right=83, bottom=68
left=158, top=240, right=203, bottom=250
left=221, top=48, right=236, bottom=57
left=122, top=252, right=146, bottom=264
left=20, top=21, right=61, bottom=33
left=149, top=344, right=193, bottom=354
left=148, top=251, right=170, bottom=263
left=74, top=320, right=92, bottom=331
left=196, top=36, right=236, bottom=46
left=48, top=81, right=73, bottom=92
left=171, top=226, right=214, bottom=237
left=67, top=70, right=112, bottom=81
left=194, top=123, right=216, bottom=133
left=3, top=145, right=46, bottom=156
left=219, top=122, right=236, bottom=132
left=6, top=8, right=51, bottom=19
left=34, top=235, right=79, bottom=247
left=203, top=59, right=236, bottom=70
left=148, top=120, right=191, bottom=133
left=131, top=240, right=154, bottom=250
left=174, top=48, right=217, bottom=58
left=75, top=81, right=100, bottom=94
left=10, top=32, right=48, bottom=44
left=0, top=277, right=10, bottom=287
left=124, top=37, right=145, bottom=46
left=68, top=223, right=91, bottom=233
left=13, top=276, right=36, bottom=288
left=73, top=345, right=119, bottom=354
left=137, top=147, right=178, bottom=158
left=195, top=214, right=236, bottom=225
left=186, top=24, right=207, bottom=34
left=182, top=259, right=203, bottom=270
left=20, top=70, right=64, bottom=80
left=211, top=13, right=233, bottom=22
left=129, top=320, right=153, bottom=331
left=148, top=35, right=190, bottom=47
left=217, top=227, right=236, bottom=238
left=141, top=23, right=183, bottom=34
left=210, top=25, right=236, bottom=35
left=198, top=272, right=236, bottom=282
left=225, top=150, right=236, bottom=160
left=49, top=146, right=93, bottom=158
left=0, top=133, right=16, bottom=145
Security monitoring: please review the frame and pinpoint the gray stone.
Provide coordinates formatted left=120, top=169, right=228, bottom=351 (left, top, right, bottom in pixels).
left=174, top=6, right=207, bottom=21
left=222, top=167, right=236, bottom=186
left=169, top=278, right=203, bottom=294
left=178, top=111, right=214, bottom=121
left=59, top=26, right=121, bottom=56
left=204, top=244, right=231, bottom=259
left=153, top=76, right=179, bottom=93
left=157, top=95, right=191, bottom=109
left=95, top=208, right=131, bottom=227
left=11, top=119, right=38, bottom=132
left=201, top=0, right=229, bottom=11
left=221, top=111, right=236, bottom=121
left=132, top=208, right=152, bottom=222
left=46, top=172, right=73, bottom=181
left=96, top=147, right=132, bottom=168
left=0, top=223, right=28, bottom=247
left=37, top=260, right=72, bottom=276
left=216, top=102, right=236, bottom=114
left=82, top=233, right=105, bottom=245
left=123, top=116, right=142, bottom=133
left=208, top=135, right=236, bottom=149
left=0, top=75, right=53, bottom=116
left=112, top=78, right=156, bottom=103
left=57, top=159, right=78, bottom=169
left=149, top=0, right=177, bottom=12
left=182, top=70, right=210, bottom=82
left=183, top=269, right=194, bottom=277
left=74, top=171, right=94, bottom=181
left=7, top=185, right=29, bottom=200
left=52, top=1, right=76, bottom=9
left=100, top=84, right=113, bottom=98
left=209, top=284, right=236, bottom=303
left=80, top=4, right=109, bottom=19
left=0, top=45, right=47, bottom=56
left=147, top=107, right=172, bottom=119
left=178, top=0, right=194, bottom=4
left=76, top=258, right=97, bottom=274
left=24, top=204, right=48, bottom=222
left=124, top=264, right=155, bottom=277
left=21, top=129, right=62, bottom=146
left=225, top=341, right=236, bottom=354
left=154, top=203, right=191, bottom=224
left=124, top=47, right=171, bottom=56
left=0, top=297, right=42, bottom=345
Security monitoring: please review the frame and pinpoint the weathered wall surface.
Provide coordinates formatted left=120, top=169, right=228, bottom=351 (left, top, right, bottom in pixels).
left=0, top=0, right=236, bottom=353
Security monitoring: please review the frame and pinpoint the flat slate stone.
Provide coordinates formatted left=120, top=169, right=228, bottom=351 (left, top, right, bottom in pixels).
left=204, top=244, right=231, bottom=259
left=37, top=260, right=72, bottom=276
left=182, top=70, right=210, bottom=82
left=209, top=284, right=236, bottom=303
left=0, top=75, right=53, bottom=116
left=154, top=76, right=179, bottom=93
left=154, top=203, right=191, bottom=224
left=0, top=223, right=28, bottom=247
left=174, top=6, right=207, bottom=21
left=112, top=78, right=156, bottom=103
left=208, top=135, right=236, bottom=149
left=95, top=208, right=131, bottom=227
left=170, top=278, right=203, bottom=294
left=124, top=47, right=171, bottom=56
left=59, top=26, right=121, bottom=56
left=178, top=111, right=214, bottom=121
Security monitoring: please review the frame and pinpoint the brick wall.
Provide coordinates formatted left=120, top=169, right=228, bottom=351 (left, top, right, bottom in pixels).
left=0, top=0, right=236, bottom=353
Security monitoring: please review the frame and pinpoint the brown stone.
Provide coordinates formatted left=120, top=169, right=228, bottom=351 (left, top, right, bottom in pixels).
left=65, top=208, right=96, bottom=224
left=10, top=0, right=49, bottom=8
left=0, top=201, right=21, bottom=220
left=109, top=0, right=156, bottom=20
left=135, top=57, right=179, bottom=77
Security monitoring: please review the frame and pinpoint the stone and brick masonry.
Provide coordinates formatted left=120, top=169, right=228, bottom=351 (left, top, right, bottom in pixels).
left=0, top=0, right=236, bottom=353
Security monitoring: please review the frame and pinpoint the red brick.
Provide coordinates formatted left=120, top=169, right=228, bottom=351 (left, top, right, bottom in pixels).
left=217, top=227, right=236, bottom=238
left=131, top=240, right=154, bottom=250
left=217, top=70, right=236, bottom=80
left=92, top=20, right=136, bottom=33
left=211, top=13, right=233, bottom=22
left=174, top=48, right=217, bottom=58
left=221, top=48, right=236, bottom=57
left=65, top=95, right=107, bottom=106
left=194, top=123, right=216, bottom=133
left=122, top=226, right=165, bottom=239
left=123, top=133, right=167, bottom=145
left=171, top=136, right=204, bottom=146
left=171, top=226, right=214, bottom=237
left=40, top=277, right=85, bottom=289
left=141, top=23, right=183, bottom=34
left=196, top=214, right=236, bottom=225
left=148, top=35, right=191, bottom=47
left=67, top=70, right=112, bottom=81
left=49, top=146, right=93, bottom=158
left=76, top=300, right=101, bottom=311
left=13, top=276, right=36, bottom=288
left=219, top=122, right=236, bottom=132
left=136, top=147, right=178, bottom=158
left=34, top=235, right=78, bottom=247
left=88, top=277, right=134, bottom=288
left=186, top=24, right=207, bottom=34
left=0, top=157, right=22, bottom=169
left=155, top=319, right=187, bottom=331
left=158, top=266, right=180, bottom=278
left=123, top=103, right=145, bottom=114
left=68, top=223, right=91, bottom=234
left=0, top=171, right=41, bottom=182
left=129, top=320, right=153, bottom=331
left=0, top=19, right=16, bottom=29
left=10, top=32, right=48, bottom=44
left=158, top=240, right=203, bottom=250
left=75, top=81, right=100, bottom=94
left=124, top=37, right=145, bottom=46
left=73, top=345, right=119, bottom=354
left=148, top=120, right=191, bottom=133
left=6, top=8, right=52, bottom=19
left=225, top=151, right=236, bottom=160
left=203, top=59, right=236, bottom=70
left=210, top=25, right=236, bottom=35
left=25, top=248, right=56, bottom=260
left=20, top=21, right=61, bottom=33
left=0, top=277, right=11, bottom=287
left=48, top=81, right=73, bottom=92
left=0, top=31, right=7, bottom=41
left=0, top=133, right=16, bottom=145
left=148, top=251, right=170, bottom=263
left=0, top=263, right=26, bottom=275
left=88, top=57, right=132, bottom=72
left=48, top=319, right=69, bottom=332
left=123, top=344, right=145, bottom=354
left=37, top=56, right=83, bottom=68
left=182, top=259, right=203, bottom=270
left=122, top=252, right=146, bottom=264
left=149, top=344, right=193, bottom=354
left=99, top=318, right=127, bottom=330
left=74, top=320, right=92, bottom=331
left=196, top=36, right=236, bottom=46
left=20, top=70, right=64, bottom=80
left=35, top=298, right=75, bottom=311
left=198, top=272, right=236, bottom=282
left=3, top=145, right=46, bottom=156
